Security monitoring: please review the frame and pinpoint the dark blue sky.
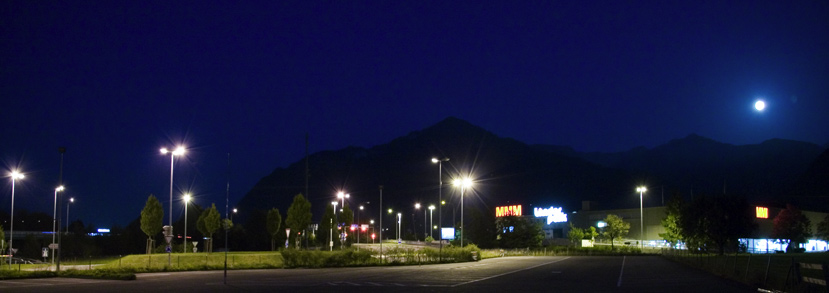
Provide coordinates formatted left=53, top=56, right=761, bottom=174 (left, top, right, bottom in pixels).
left=2, top=2, right=827, bottom=228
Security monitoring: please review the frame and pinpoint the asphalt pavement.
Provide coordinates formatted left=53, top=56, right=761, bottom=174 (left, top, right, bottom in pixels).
left=0, top=255, right=754, bottom=292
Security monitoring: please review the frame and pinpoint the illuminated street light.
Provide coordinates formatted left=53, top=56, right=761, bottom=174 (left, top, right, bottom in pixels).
left=636, top=186, right=647, bottom=250
left=415, top=203, right=421, bottom=241
left=52, top=185, right=64, bottom=264
left=337, top=191, right=350, bottom=212
left=183, top=193, right=191, bottom=253
left=428, top=205, right=435, bottom=239
left=357, top=205, right=365, bottom=244
left=161, top=146, right=185, bottom=266
left=8, top=171, right=24, bottom=268
left=331, top=201, right=337, bottom=251
left=397, top=212, right=402, bottom=244
left=66, top=198, right=74, bottom=233
left=453, top=177, right=473, bottom=247
left=432, top=157, right=449, bottom=260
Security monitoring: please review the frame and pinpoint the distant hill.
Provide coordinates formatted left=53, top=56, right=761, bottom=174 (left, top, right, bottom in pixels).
left=237, top=117, right=634, bottom=229
left=535, top=134, right=826, bottom=207
left=238, top=117, right=826, bottom=231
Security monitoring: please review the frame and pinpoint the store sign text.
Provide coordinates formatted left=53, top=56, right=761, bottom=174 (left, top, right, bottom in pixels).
left=534, top=207, right=567, bottom=224
left=495, top=205, right=522, bottom=217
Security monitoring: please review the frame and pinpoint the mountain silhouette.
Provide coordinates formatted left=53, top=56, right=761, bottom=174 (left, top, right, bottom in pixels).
left=238, top=117, right=826, bottom=230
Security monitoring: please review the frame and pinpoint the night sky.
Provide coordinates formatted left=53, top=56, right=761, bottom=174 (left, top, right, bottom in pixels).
left=2, top=2, right=827, bottom=228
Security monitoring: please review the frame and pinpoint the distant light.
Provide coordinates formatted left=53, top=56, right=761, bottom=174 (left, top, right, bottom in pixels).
left=97, top=228, right=110, bottom=233
left=755, top=100, right=766, bottom=111
left=756, top=206, right=769, bottom=219
left=597, top=221, right=607, bottom=228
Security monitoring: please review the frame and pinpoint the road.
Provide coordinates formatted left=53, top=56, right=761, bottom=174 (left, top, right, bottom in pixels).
left=0, top=256, right=753, bottom=292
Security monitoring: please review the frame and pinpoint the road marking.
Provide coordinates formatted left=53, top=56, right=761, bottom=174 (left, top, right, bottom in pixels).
left=452, top=257, right=571, bottom=287
left=617, top=256, right=626, bottom=287
left=366, top=282, right=382, bottom=286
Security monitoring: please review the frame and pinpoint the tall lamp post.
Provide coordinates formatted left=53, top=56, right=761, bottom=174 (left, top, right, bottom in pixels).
left=453, top=177, right=472, bottom=247
left=357, top=205, right=364, bottom=244
left=183, top=194, right=191, bottom=253
left=378, top=186, right=383, bottom=261
left=428, top=205, right=435, bottom=239
left=397, top=212, right=402, bottom=244
left=332, top=201, right=338, bottom=250
left=636, top=186, right=647, bottom=250
left=431, top=158, right=449, bottom=260
left=66, top=198, right=74, bottom=233
left=52, top=185, right=64, bottom=264
left=414, top=203, right=421, bottom=241
left=8, top=171, right=24, bottom=268
left=161, top=146, right=186, bottom=266
left=370, top=220, right=375, bottom=243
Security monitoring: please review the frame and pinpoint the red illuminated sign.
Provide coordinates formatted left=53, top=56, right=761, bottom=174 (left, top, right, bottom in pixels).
left=495, top=205, right=522, bottom=217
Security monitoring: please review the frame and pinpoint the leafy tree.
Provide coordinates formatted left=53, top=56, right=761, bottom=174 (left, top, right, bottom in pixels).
left=816, top=214, right=829, bottom=246
left=140, top=194, right=163, bottom=254
left=772, top=204, right=811, bottom=253
left=468, top=207, right=497, bottom=248
left=197, top=204, right=221, bottom=252
left=341, top=205, right=354, bottom=247
left=567, top=223, right=584, bottom=246
left=659, top=195, right=684, bottom=248
left=495, top=216, right=543, bottom=248
left=680, top=194, right=755, bottom=254
left=602, top=214, right=630, bottom=250
left=285, top=193, right=312, bottom=249
left=585, top=226, right=599, bottom=241
left=266, top=208, right=282, bottom=251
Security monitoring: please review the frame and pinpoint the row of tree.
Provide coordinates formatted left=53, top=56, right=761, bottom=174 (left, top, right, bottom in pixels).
left=660, top=193, right=829, bottom=254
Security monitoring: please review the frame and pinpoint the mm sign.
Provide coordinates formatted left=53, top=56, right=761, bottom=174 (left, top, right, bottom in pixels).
left=495, top=205, right=522, bottom=217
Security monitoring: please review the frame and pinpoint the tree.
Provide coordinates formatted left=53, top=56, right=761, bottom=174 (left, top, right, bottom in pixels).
left=602, top=214, right=630, bottom=250
left=341, top=205, right=354, bottom=247
left=197, top=204, right=221, bottom=252
left=680, top=194, right=755, bottom=254
left=468, top=207, right=497, bottom=248
left=817, top=214, right=829, bottom=247
left=266, top=208, right=282, bottom=251
left=585, top=226, right=599, bottom=242
left=495, top=216, right=543, bottom=248
left=285, top=193, right=312, bottom=249
left=659, top=195, right=684, bottom=248
left=772, top=204, right=811, bottom=253
left=567, top=223, right=584, bottom=247
left=140, top=194, right=163, bottom=254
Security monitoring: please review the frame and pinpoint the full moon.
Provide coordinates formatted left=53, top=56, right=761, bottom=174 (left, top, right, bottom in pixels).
left=755, top=100, right=766, bottom=111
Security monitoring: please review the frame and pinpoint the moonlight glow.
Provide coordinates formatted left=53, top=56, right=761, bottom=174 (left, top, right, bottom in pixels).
left=754, top=100, right=766, bottom=111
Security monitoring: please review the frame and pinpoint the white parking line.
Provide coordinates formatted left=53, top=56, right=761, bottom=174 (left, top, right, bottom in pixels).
left=452, top=257, right=571, bottom=287
left=617, top=256, right=626, bottom=287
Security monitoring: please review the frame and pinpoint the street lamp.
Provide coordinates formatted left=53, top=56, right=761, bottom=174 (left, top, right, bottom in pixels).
left=636, top=186, right=647, bottom=250
left=397, top=212, right=402, bottom=244
left=183, top=193, right=191, bottom=253
left=8, top=171, right=24, bottom=268
left=336, top=191, right=349, bottom=213
left=370, top=219, right=375, bottom=244
left=231, top=208, right=237, bottom=222
left=331, top=201, right=337, bottom=251
left=161, top=146, right=185, bottom=265
left=453, top=177, right=472, bottom=247
left=52, top=185, right=64, bottom=264
left=66, top=198, right=74, bottom=233
left=428, top=205, right=435, bottom=239
left=432, top=157, right=449, bottom=260
left=414, top=203, right=421, bottom=241
left=357, top=205, right=364, bottom=244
